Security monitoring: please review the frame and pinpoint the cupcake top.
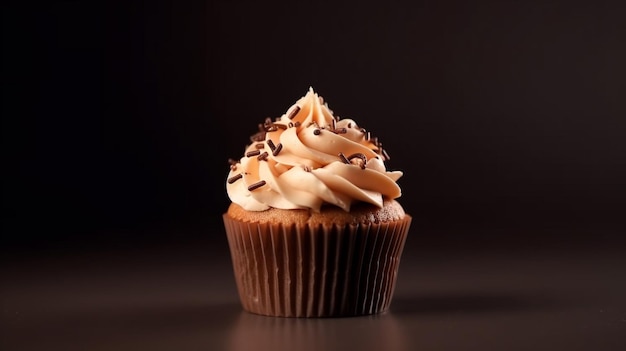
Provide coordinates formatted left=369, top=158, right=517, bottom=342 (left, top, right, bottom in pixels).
left=227, top=199, right=406, bottom=226
left=226, top=88, right=403, bottom=212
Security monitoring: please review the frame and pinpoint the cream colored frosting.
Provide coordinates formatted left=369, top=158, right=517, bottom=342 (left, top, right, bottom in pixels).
left=226, top=88, right=403, bottom=212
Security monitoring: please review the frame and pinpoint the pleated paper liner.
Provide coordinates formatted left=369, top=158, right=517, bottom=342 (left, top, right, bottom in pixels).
left=223, top=214, right=411, bottom=317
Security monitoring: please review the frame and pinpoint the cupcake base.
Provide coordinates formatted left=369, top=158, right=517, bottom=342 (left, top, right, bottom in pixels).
left=223, top=213, right=411, bottom=317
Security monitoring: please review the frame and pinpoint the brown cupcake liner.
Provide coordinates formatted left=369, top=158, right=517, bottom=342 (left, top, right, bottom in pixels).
left=223, top=214, right=411, bottom=317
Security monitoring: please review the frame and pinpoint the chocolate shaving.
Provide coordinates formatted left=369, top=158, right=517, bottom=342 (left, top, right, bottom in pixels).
left=247, top=180, right=266, bottom=191
left=267, top=139, right=276, bottom=151
left=338, top=152, right=350, bottom=164
left=227, top=173, right=243, bottom=184
left=348, top=153, right=367, bottom=162
left=348, top=153, right=367, bottom=169
left=272, top=143, right=283, bottom=156
left=257, top=151, right=269, bottom=161
left=271, top=123, right=287, bottom=130
left=246, top=150, right=261, bottom=157
left=287, top=106, right=300, bottom=119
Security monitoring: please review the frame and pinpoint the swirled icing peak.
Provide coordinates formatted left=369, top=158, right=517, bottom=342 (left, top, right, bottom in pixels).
left=226, top=88, right=403, bottom=212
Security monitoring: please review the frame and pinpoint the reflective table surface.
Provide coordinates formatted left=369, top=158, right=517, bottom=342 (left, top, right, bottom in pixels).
left=2, top=227, right=625, bottom=351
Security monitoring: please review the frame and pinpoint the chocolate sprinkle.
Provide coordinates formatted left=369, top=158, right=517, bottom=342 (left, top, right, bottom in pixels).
left=247, top=180, right=266, bottom=191
left=246, top=150, right=261, bottom=157
left=227, top=173, right=243, bottom=184
left=287, top=106, right=300, bottom=119
left=267, top=139, right=276, bottom=151
left=333, top=128, right=347, bottom=134
left=338, top=152, right=350, bottom=164
left=313, top=129, right=321, bottom=135
left=288, top=122, right=294, bottom=128
left=272, top=143, right=283, bottom=156
left=294, top=121, right=301, bottom=127
left=331, top=119, right=336, bottom=130
left=257, top=151, right=269, bottom=161
left=255, top=143, right=265, bottom=149
left=347, top=122, right=352, bottom=128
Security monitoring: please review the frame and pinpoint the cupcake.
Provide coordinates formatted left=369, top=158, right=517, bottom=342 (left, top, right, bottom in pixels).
left=224, top=88, right=411, bottom=317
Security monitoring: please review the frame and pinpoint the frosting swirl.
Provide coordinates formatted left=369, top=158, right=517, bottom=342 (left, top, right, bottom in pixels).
left=226, top=88, right=403, bottom=212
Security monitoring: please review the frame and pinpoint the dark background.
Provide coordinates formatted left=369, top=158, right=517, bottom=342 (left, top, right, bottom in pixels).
left=2, top=2, right=626, bottom=350
left=2, top=0, right=625, bottom=251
